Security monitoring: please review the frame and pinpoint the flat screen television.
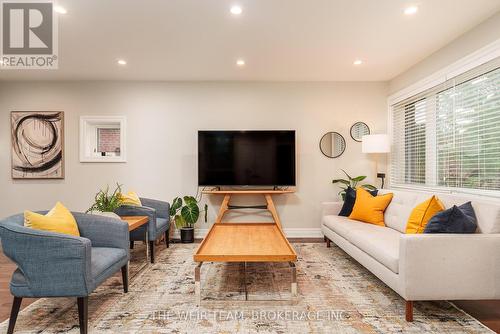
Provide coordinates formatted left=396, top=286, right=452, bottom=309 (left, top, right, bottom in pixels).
left=198, top=130, right=296, bottom=186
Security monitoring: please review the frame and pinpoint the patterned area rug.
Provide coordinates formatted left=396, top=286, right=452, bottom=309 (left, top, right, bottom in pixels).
left=0, top=243, right=492, bottom=333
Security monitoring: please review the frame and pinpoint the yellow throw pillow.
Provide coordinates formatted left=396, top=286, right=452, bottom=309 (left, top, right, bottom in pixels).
left=119, top=191, right=142, bottom=206
left=349, top=188, right=393, bottom=226
left=24, top=202, right=80, bottom=236
left=405, top=196, right=445, bottom=234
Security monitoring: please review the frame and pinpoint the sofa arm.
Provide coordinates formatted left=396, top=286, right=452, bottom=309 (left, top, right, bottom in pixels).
left=0, top=221, right=92, bottom=297
left=321, top=202, right=343, bottom=217
left=115, top=205, right=157, bottom=240
left=399, top=234, right=500, bottom=300
left=73, top=212, right=129, bottom=252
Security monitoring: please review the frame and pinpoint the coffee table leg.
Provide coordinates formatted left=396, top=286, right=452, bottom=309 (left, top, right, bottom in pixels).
left=195, top=262, right=203, bottom=306
left=289, top=262, right=297, bottom=297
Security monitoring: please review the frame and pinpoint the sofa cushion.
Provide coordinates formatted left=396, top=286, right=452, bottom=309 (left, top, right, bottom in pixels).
left=424, top=202, right=477, bottom=233
left=405, top=195, right=445, bottom=234
left=349, top=189, right=393, bottom=226
left=322, top=215, right=400, bottom=273
left=339, top=186, right=378, bottom=217
left=379, top=189, right=500, bottom=234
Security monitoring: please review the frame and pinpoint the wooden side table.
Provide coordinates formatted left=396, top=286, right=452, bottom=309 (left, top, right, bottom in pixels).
left=120, top=216, right=149, bottom=276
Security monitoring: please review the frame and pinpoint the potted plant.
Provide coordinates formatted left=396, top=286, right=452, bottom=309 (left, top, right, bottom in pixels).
left=169, top=196, right=208, bottom=243
left=332, top=169, right=377, bottom=201
left=86, top=183, right=123, bottom=219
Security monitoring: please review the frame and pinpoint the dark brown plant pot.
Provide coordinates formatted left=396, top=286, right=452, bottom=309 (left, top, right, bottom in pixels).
left=180, top=227, right=194, bottom=243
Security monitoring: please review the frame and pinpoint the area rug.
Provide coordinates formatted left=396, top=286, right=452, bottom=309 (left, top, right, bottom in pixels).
left=0, top=243, right=492, bottom=333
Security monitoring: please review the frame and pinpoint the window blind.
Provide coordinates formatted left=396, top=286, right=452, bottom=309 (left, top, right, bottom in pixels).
left=391, top=57, right=500, bottom=192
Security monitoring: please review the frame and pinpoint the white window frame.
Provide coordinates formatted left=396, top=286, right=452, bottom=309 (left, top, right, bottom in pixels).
left=79, top=116, right=127, bottom=163
left=387, top=38, right=500, bottom=198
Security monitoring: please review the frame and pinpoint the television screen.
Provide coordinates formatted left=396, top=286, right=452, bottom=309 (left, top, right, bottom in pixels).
left=198, top=130, right=296, bottom=186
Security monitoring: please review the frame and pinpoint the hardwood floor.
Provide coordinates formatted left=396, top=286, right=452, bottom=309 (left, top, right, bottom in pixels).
left=0, top=240, right=498, bottom=333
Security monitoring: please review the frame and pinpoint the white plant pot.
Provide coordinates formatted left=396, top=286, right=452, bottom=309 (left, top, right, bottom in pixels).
left=90, top=211, right=121, bottom=220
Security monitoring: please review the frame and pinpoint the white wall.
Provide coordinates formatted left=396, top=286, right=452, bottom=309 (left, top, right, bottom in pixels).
left=389, top=11, right=500, bottom=94
left=0, top=81, right=387, bottom=235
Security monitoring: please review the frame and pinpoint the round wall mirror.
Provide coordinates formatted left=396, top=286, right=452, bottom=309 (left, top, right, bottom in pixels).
left=350, top=122, right=370, bottom=142
left=319, top=132, right=346, bottom=158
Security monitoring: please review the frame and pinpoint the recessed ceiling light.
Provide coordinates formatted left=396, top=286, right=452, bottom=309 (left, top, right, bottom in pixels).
left=54, top=6, right=67, bottom=14
left=404, top=6, right=418, bottom=15
left=117, top=59, right=127, bottom=65
left=236, top=59, right=245, bottom=66
left=353, top=59, right=363, bottom=65
left=230, top=5, right=242, bottom=15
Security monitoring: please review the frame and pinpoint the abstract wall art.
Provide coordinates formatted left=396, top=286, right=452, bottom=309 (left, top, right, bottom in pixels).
left=11, top=111, right=64, bottom=179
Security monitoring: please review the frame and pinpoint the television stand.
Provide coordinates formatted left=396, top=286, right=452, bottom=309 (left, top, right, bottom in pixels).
left=194, top=189, right=297, bottom=304
left=201, top=189, right=294, bottom=225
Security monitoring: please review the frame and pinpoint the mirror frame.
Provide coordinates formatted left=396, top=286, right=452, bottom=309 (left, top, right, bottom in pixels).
left=79, top=116, right=127, bottom=162
left=350, top=121, right=370, bottom=142
left=319, top=131, right=346, bottom=158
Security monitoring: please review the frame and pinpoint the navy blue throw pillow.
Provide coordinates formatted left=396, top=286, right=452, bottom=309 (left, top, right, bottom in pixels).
left=424, top=201, right=477, bottom=233
left=338, top=186, right=378, bottom=217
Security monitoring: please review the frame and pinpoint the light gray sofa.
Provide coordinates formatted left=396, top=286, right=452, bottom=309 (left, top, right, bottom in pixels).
left=321, top=188, right=500, bottom=322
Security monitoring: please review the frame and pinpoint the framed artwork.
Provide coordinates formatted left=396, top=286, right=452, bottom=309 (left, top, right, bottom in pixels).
left=11, top=111, right=64, bottom=179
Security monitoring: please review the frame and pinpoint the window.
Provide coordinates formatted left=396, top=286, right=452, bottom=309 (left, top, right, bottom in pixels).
left=391, top=57, right=500, bottom=193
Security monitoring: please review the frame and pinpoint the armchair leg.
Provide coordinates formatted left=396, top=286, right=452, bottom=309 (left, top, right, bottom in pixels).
left=7, top=296, right=22, bottom=334
left=326, top=238, right=331, bottom=248
left=165, top=230, right=170, bottom=248
left=130, top=241, right=134, bottom=249
left=149, top=241, right=155, bottom=263
left=121, top=264, right=129, bottom=293
left=77, top=297, right=88, bottom=334
left=405, top=300, right=413, bottom=322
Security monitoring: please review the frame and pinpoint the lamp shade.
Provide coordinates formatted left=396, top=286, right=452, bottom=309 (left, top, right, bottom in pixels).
left=362, top=134, right=390, bottom=153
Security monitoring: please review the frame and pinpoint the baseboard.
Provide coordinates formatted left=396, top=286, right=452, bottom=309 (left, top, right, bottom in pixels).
left=172, top=227, right=322, bottom=239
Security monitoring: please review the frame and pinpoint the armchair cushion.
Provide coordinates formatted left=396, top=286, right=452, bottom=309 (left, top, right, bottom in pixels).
left=91, top=247, right=128, bottom=287
left=119, top=191, right=142, bottom=206
left=24, top=202, right=80, bottom=236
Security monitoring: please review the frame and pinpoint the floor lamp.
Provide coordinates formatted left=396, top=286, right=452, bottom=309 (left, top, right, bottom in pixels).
left=362, top=134, right=390, bottom=189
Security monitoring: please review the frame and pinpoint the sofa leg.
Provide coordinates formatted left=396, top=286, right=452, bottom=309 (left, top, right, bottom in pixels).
left=121, top=264, right=129, bottom=293
left=165, top=230, right=169, bottom=248
left=326, top=238, right=331, bottom=248
left=323, top=236, right=327, bottom=242
left=130, top=241, right=134, bottom=249
left=77, top=297, right=88, bottom=334
left=149, top=241, right=155, bottom=263
left=7, top=296, right=22, bottom=334
left=406, top=300, right=413, bottom=322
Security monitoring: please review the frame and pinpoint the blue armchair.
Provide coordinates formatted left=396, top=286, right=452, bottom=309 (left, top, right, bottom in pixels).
left=0, top=212, right=130, bottom=334
left=115, top=197, right=170, bottom=263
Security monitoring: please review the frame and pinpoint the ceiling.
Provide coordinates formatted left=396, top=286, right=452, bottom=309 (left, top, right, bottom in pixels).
left=1, top=0, right=499, bottom=81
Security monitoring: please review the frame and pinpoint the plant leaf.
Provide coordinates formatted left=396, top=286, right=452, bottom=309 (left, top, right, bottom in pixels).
left=181, top=203, right=200, bottom=226
left=174, top=214, right=185, bottom=229
left=183, top=196, right=197, bottom=205
left=169, top=197, right=182, bottom=216
left=341, top=169, right=352, bottom=180
left=352, top=175, right=367, bottom=182
left=362, top=184, right=377, bottom=190
left=332, top=179, right=350, bottom=186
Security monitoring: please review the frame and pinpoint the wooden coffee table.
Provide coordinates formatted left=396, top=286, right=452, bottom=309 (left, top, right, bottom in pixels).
left=194, top=190, right=297, bottom=305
